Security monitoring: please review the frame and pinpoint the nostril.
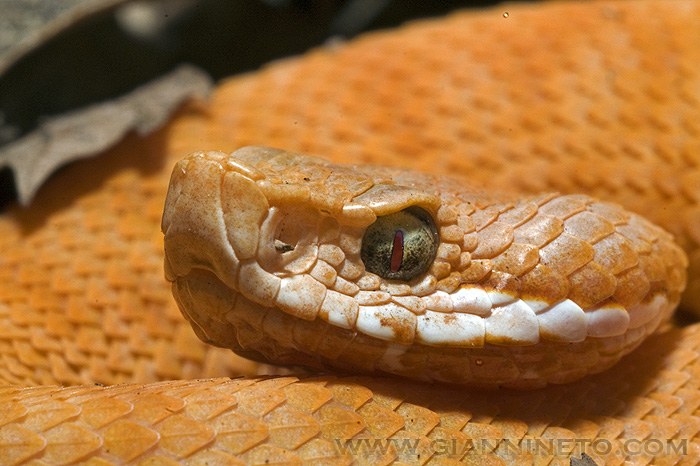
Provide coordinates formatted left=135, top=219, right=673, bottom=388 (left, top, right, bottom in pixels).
left=259, top=206, right=321, bottom=274
left=274, top=210, right=309, bottom=253
left=274, top=240, right=295, bottom=253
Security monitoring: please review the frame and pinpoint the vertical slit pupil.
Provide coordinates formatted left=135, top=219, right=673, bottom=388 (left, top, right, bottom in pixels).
left=390, top=230, right=404, bottom=273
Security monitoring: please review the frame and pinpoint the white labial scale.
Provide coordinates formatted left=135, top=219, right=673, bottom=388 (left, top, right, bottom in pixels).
left=392, top=295, right=427, bottom=315
left=451, top=287, right=492, bottom=316
left=523, top=299, right=550, bottom=313
left=627, top=294, right=666, bottom=329
left=535, top=299, right=587, bottom=342
left=319, top=290, right=359, bottom=329
left=422, top=291, right=453, bottom=313
left=238, top=261, right=281, bottom=306
left=486, top=291, right=517, bottom=307
left=276, top=274, right=326, bottom=320
left=355, top=291, right=391, bottom=306
left=355, top=303, right=417, bottom=343
left=585, top=304, right=630, bottom=338
left=484, top=300, right=539, bottom=345
left=416, top=311, right=485, bottom=347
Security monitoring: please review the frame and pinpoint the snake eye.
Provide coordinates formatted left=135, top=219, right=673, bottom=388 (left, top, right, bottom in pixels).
left=361, top=206, right=439, bottom=281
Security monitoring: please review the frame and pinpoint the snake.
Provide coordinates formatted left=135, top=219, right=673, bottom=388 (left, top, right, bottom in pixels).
left=1, top=0, right=699, bottom=464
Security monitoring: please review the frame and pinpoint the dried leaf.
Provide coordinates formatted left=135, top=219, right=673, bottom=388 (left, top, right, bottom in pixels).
left=0, top=64, right=212, bottom=205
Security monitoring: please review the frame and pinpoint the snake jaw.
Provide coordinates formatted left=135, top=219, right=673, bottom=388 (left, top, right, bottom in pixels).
left=164, top=147, right=688, bottom=387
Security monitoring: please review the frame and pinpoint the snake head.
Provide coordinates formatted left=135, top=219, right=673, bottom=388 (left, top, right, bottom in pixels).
left=162, top=146, right=687, bottom=388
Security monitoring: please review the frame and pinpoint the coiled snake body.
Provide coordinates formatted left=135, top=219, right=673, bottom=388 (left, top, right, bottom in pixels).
left=1, top=0, right=700, bottom=464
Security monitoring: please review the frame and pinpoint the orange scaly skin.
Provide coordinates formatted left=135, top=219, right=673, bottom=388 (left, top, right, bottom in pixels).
left=0, top=0, right=699, bottom=464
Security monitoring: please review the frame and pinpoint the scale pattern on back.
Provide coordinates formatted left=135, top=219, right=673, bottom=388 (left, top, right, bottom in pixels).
left=0, top=0, right=698, bottom=464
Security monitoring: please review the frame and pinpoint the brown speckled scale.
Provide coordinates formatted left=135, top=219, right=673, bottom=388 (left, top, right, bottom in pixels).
left=1, top=0, right=700, bottom=464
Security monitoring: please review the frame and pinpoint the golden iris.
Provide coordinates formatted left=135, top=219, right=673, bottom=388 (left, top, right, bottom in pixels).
left=360, top=206, right=439, bottom=281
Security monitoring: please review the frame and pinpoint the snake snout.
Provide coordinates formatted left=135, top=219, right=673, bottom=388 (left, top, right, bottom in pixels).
left=162, top=151, right=268, bottom=289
